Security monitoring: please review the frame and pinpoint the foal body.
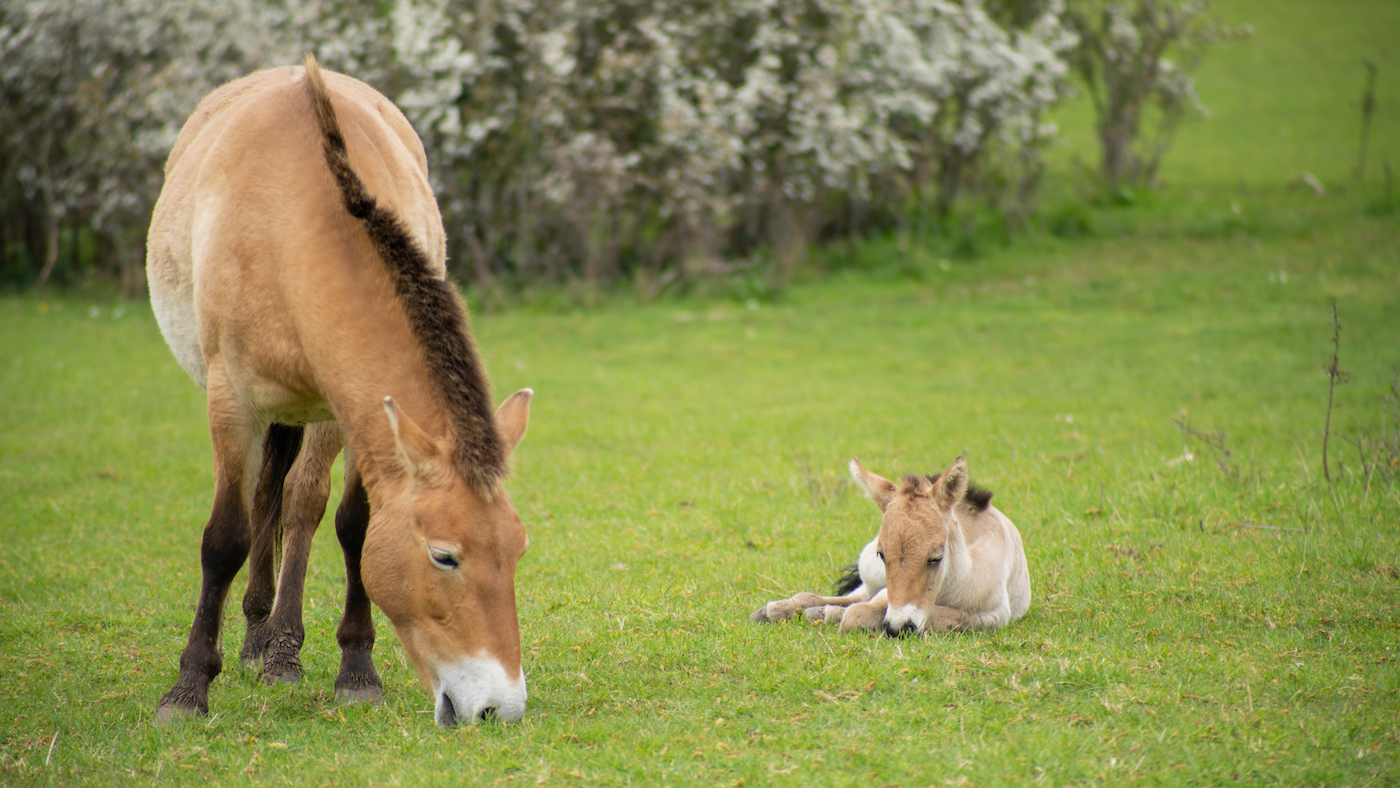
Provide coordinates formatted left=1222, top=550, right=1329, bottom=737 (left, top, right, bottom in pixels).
left=752, top=457, right=1030, bottom=635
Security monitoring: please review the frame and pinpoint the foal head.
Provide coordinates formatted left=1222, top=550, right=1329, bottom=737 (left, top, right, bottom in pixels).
left=361, top=390, right=533, bottom=726
left=849, top=456, right=991, bottom=636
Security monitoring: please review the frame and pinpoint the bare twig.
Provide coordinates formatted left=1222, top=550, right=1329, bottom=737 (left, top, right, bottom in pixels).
left=1321, top=301, right=1349, bottom=489
left=45, top=730, right=58, bottom=766
left=1383, top=367, right=1400, bottom=478
left=1172, top=415, right=1238, bottom=481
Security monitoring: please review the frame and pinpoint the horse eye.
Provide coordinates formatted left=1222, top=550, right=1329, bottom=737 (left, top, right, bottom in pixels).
left=927, top=556, right=942, bottom=566
left=428, top=547, right=459, bottom=570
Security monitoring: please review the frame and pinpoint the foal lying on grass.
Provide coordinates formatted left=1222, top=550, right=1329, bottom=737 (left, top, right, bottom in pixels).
left=751, top=457, right=1030, bottom=636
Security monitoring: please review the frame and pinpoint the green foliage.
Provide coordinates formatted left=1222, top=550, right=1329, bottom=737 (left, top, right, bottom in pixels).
left=2, top=196, right=1398, bottom=785
left=1, top=1, right=1399, bottom=785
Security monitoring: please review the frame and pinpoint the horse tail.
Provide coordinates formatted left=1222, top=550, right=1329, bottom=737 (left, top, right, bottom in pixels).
left=832, top=562, right=863, bottom=596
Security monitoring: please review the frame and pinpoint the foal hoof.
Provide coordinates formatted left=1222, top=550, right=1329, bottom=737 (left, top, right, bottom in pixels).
left=750, top=605, right=772, bottom=623
left=336, top=686, right=383, bottom=705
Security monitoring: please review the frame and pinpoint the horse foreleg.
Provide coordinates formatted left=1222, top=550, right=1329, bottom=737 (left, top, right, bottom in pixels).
left=838, top=588, right=889, bottom=633
left=259, top=423, right=341, bottom=685
left=803, top=604, right=848, bottom=625
left=239, top=424, right=306, bottom=670
left=332, top=456, right=383, bottom=704
left=158, top=391, right=258, bottom=721
left=922, top=602, right=1015, bottom=633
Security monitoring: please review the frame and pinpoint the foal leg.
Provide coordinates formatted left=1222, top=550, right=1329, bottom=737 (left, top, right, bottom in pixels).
left=750, top=588, right=871, bottom=623
left=332, top=454, right=383, bottom=704
left=158, top=381, right=260, bottom=721
left=260, top=423, right=342, bottom=685
left=239, top=424, right=306, bottom=670
left=838, top=588, right=889, bottom=633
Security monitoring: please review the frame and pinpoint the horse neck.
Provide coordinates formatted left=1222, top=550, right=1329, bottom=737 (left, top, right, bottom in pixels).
left=942, top=505, right=974, bottom=575
left=311, top=299, right=455, bottom=498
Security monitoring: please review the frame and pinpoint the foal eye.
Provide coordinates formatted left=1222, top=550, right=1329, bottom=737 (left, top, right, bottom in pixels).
left=876, top=551, right=886, bottom=562
left=927, top=556, right=942, bottom=566
left=428, top=547, right=459, bottom=570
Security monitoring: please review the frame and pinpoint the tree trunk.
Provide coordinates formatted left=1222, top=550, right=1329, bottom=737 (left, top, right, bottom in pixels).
left=36, top=205, right=60, bottom=292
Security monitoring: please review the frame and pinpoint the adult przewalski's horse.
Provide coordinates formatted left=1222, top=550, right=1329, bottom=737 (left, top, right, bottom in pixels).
left=751, top=457, right=1029, bottom=635
left=146, top=55, right=533, bottom=726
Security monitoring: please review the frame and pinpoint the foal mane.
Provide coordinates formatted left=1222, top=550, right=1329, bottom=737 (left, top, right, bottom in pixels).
left=302, top=54, right=506, bottom=495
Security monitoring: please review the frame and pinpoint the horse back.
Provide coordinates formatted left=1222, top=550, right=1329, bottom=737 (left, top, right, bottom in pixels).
left=147, top=65, right=445, bottom=407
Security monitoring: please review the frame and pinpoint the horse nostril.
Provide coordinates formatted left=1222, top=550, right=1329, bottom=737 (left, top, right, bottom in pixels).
left=439, top=694, right=459, bottom=727
left=884, top=622, right=918, bottom=639
left=477, top=706, right=498, bottom=723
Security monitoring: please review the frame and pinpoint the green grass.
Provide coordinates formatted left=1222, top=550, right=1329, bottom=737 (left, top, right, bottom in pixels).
left=3, top=0, right=1400, bottom=784
left=2, top=204, right=1397, bottom=786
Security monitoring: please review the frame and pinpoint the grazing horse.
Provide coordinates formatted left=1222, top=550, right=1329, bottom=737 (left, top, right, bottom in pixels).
left=751, top=457, right=1029, bottom=635
left=146, top=55, right=533, bottom=726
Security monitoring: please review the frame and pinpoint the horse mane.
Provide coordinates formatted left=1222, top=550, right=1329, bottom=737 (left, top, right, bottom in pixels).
left=302, top=54, right=505, bottom=494
left=902, top=472, right=994, bottom=513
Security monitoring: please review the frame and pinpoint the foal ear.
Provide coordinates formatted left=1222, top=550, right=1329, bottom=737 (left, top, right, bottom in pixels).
left=383, top=396, right=440, bottom=477
left=495, top=388, right=533, bottom=459
left=936, top=456, right=969, bottom=507
left=849, top=458, right=898, bottom=511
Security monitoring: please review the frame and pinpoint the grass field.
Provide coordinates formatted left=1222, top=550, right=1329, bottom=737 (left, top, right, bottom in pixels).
left=2, top=0, right=1399, bottom=785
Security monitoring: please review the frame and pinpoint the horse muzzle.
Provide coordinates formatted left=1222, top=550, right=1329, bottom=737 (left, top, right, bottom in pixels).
left=433, top=654, right=527, bottom=727
left=883, top=604, right=928, bottom=638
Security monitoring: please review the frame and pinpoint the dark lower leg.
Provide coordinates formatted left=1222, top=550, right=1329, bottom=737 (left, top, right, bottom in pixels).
left=240, top=425, right=305, bottom=667
left=158, top=481, right=250, bottom=719
left=260, top=425, right=338, bottom=685
left=333, top=469, right=381, bottom=703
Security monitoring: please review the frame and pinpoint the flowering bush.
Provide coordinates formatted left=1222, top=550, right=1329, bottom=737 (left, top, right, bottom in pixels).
left=1, top=0, right=1080, bottom=295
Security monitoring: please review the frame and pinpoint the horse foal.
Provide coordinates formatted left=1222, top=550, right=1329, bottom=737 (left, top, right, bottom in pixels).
left=752, top=457, right=1030, bottom=636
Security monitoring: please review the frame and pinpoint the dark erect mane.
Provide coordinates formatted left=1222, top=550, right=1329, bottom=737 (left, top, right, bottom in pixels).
left=303, top=55, right=505, bottom=494
left=916, top=472, right=994, bottom=513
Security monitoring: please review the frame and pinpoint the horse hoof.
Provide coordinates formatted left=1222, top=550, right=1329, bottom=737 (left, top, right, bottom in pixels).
left=336, top=686, right=383, bottom=705
left=155, top=703, right=203, bottom=724
left=261, top=669, right=302, bottom=686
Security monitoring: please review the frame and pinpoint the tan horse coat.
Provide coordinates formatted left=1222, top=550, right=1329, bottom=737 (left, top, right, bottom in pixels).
left=147, top=56, right=531, bottom=726
left=752, top=457, right=1030, bottom=635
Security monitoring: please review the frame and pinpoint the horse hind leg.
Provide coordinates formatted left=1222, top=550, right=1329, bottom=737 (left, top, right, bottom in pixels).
left=751, top=589, right=870, bottom=623
left=158, top=391, right=260, bottom=721
left=259, top=423, right=341, bottom=686
left=238, top=424, right=306, bottom=670
left=332, top=456, right=383, bottom=704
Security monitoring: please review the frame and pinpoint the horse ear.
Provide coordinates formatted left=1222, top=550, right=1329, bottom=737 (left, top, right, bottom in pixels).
left=849, top=458, right=898, bottom=511
left=937, top=456, right=969, bottom=507
left=495, top=388, right=533, bottom=459
left=383, top=396, right=440, bottom=478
